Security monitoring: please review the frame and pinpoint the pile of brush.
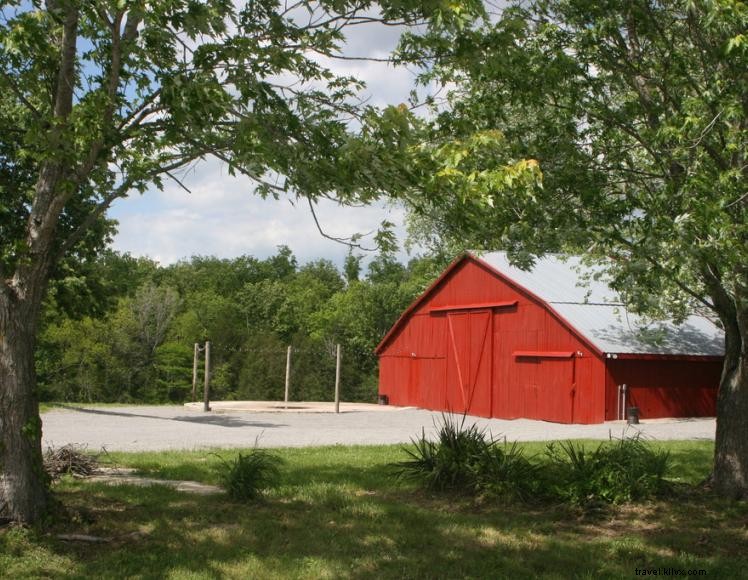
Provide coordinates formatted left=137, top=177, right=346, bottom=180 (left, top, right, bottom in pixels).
left=44, top=444, right=99, bottom=480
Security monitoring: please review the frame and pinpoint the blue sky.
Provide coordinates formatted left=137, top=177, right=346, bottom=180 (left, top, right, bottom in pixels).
left=108, top=16, right=421, bottom=268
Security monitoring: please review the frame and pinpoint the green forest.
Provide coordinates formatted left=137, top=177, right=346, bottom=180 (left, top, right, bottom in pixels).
left=37, top=246, right=447, bottom=405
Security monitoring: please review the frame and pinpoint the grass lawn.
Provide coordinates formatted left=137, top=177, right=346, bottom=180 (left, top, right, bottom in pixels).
left=2, top=441, right=746, bottom=579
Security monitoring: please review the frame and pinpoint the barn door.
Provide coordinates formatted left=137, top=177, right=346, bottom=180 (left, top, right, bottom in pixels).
left=513, top=354, right=576, bottom=423
left=445, top=310, right=492, bottom=416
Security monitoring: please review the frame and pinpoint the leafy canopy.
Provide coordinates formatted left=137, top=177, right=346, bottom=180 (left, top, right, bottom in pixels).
left=0, top=0, right=484, bottom=279
left=398, top=0, right=747, bottom=323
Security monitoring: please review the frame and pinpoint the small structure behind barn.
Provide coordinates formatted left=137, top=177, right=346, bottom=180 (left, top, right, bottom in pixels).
left=375, top=252, right=724, bottom=424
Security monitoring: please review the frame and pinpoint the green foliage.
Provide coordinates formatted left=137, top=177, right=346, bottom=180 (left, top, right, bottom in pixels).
left=395, top=418, right=487, bottom=492
left=234, top=331, right=287, bottom=401
left=21, top=416, right=42, bottom=442
left=395, top=414, right=537, bottom=498
left=545, top=437, right=672, bottom=506
left=473, top=441, right=540, bottom=501
left=36, top=247, right=439, bottom=404
left=153, top=342, right=194, bottom=402
left=397, top=417, right=671, bottom=505
left=400, top=0, right=747, bottom=325
left=216, top=449, right=284, bottom=501
left=0, top=0, right=481, bottom=290
left=343, top=251, right=362, bottom=285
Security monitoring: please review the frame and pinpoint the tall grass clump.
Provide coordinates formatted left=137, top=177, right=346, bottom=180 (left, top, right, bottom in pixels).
left=394, top=414, right=536, bottom=498
left=545, top=435, right=671, bottom=505
left=396, top=418, right=673, bottom=506
left=216, top=449, right=284, bottom=501
left=395, top=414, right=487, bottom=492
left=473, top=441, right=540, bottom=501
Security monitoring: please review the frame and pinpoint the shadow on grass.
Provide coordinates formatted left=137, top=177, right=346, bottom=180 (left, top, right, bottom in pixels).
left=25, top=478, right=747, bottom=580
left=6, top=443, right=740, bottom=580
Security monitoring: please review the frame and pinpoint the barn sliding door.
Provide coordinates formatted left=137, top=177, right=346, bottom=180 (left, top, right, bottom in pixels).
left=445, top=310, right=492, bottom=416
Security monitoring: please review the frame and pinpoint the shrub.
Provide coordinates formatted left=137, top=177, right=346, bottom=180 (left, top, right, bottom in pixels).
left=217, top=449, right=284, bottom=501
left=473, top=441, right=540, bottom=501
left=404, top=414, right=487, bottom=492
left=545, top=436, right=671, bottom=505
left=394, top=414, right=537, bottom=499
left=396, top=419, right=672, bottom=506
left=395, top=414, right=488, bottom=492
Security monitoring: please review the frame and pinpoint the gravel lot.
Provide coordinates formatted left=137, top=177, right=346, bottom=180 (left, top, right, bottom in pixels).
left=41, top=404, right=716, bottom=452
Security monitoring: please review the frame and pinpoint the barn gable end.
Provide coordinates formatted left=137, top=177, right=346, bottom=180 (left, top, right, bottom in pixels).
left=377, top=252, right=723, bottom=424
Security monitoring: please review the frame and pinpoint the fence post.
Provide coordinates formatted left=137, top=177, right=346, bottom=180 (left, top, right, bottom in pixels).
left=334, top=343, right=342, bottom=414
left=284, top=345, right=292, bottom=407
left=192, top=343, right=199, bottom=402
left=203, top=341, right=211, bottom=412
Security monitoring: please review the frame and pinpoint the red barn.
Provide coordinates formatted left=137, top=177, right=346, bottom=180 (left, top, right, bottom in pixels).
left=375, top=252, right=724, bottom=424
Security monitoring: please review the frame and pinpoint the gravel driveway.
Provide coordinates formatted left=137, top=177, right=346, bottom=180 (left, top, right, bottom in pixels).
left=40, top=404, right=716, bottom=452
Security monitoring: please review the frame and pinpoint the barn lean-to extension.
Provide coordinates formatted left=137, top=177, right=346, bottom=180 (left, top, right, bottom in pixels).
left=375, top=252, right=724, bottom=424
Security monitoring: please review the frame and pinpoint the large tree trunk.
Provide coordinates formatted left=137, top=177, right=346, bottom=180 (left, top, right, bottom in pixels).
left=712, top=305, right=748, bottom=498
left=0, top=291, right=49, bottom=522
left=0, top=145, right=69, bottom=526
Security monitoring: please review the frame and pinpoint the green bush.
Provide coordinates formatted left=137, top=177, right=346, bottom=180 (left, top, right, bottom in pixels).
left=217, top=449, right=284, bottom=501
left=395, top=414, right=489, bottom=492
left=545, top=436, right=671, bottom=505
left=394, top=414, right=537, bottom=498
left=473, top=441, right=540, bottom=501
left=396, top=418, right=672, bottom=506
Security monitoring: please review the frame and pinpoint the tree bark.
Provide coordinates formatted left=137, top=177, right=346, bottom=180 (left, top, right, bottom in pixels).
left=712, top=306, right=748, bottom=498
left=0, top=290, right=49, bottom=522
left=0, top=1, right=83, bottom=523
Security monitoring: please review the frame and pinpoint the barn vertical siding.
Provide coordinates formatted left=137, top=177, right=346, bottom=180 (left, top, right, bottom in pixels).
left=377, top=256, right=720, bottom=423
left=606, top=358, right=720, bottom=419
left=378, top=259, right=607, bottom=424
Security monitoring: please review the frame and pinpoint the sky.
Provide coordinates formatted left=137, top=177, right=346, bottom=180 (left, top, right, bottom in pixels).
left=108, top=14, right=423, bottom=269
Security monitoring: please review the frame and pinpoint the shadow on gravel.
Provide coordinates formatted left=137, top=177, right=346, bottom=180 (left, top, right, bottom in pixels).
left=54, top=405, right=283, bottom=429
left=173, top=415, right=284, bottom=429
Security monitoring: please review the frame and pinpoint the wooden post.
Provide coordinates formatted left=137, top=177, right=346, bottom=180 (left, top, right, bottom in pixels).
left=334, top=343, right=342, bottom=414
left=203, top=341, right=211, bottom=412
left=284, top=345, right=292, bottom=407
left=191, top=343, right=199, bottom=402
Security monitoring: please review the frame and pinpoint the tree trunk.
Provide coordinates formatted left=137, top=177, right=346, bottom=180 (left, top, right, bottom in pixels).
left=0, top=291, right=49, bottom=522
left=712, top=308, right=748, bottom=498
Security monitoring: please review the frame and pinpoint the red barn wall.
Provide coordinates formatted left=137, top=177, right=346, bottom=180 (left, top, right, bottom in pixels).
left=604, top=358, right=720, bottom=420
left=378, top=259, right=607, bottom=424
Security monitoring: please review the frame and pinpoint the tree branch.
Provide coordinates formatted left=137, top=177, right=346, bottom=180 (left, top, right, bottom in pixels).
left=118, top=91, right=162, bottom=131
left=52, top=5, right=78, bottom=119
left=75, top=10, right=144, bottom=182
left=165, top=170, right=193, bottom=194
left=55, top=184, right=131, bottom=261
left=204, top=147, right=288, bottom=195
left=701, top=263, right=739, bottom=340
left=724, top=190, right=748, bottom=210
left=307, top=197, right=377, bottom=251
left=56, top=154, right=203, bottom=260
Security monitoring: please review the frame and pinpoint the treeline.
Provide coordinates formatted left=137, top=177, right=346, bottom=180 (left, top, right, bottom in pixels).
left=36, top=247, right=446, bottom=404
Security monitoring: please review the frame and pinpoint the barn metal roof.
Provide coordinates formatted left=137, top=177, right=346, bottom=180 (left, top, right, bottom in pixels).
left=475, top=252, right=725, bottom=357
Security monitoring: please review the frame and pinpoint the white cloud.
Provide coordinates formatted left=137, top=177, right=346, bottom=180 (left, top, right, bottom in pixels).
left=109, top=159, right=413, bottom=267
